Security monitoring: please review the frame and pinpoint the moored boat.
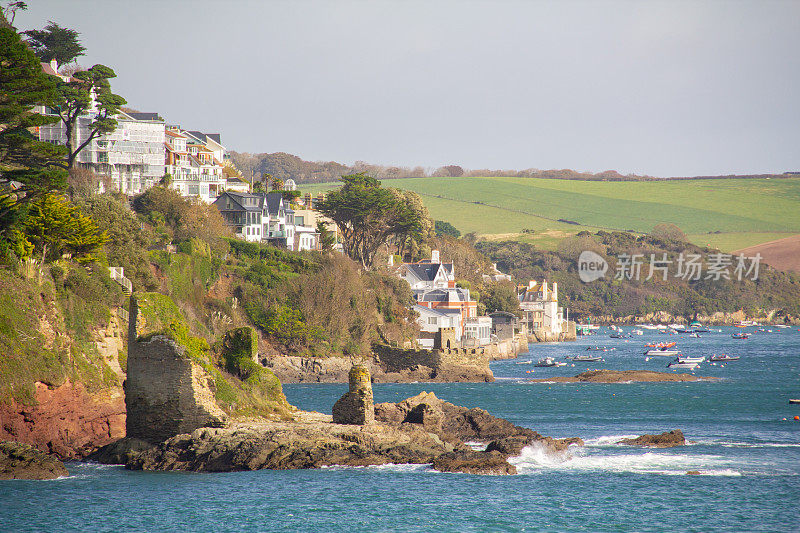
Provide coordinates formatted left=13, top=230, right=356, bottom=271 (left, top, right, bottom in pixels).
left=732, top=332, right=751, bottom=339
left=571, top=355, right=604, bottom=362
left=534, top=357, right=566, bottom=367
left=709, top=354, right=739, bottom=362
left=676, top=355, right=705, bottom=363
left=667, top=360, right=699, bottom=370
left=645, top=348, right=681, bottom=356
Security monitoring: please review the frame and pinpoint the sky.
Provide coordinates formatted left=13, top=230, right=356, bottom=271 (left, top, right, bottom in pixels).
left=15, top=0, right=800, bottom=177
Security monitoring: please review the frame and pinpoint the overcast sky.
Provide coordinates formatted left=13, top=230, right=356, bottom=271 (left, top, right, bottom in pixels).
left=16, top=0, right=800, bottom=177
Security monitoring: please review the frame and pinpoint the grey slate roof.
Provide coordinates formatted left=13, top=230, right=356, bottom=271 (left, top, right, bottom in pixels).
left=407, top=263, right=440, bottom=282
left=265, top=192, right=285, bottom=215
left=214, top=191, right=263, bottom=212
left=127, top=112, right=162, bottom=122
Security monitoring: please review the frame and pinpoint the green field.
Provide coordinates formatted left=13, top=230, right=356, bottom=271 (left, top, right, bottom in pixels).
left=303, top=176, right=800, bottom=251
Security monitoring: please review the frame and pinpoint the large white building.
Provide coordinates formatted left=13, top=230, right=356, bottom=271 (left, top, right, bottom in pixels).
left=37, top=108, right=166, bottom=195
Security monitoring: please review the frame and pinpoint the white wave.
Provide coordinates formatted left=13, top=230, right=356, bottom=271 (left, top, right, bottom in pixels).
left=320, top=463, right=433, bottom=473
left=509, top=442, right=738, bottom=476
left=583, top=434, right=641, bottom=446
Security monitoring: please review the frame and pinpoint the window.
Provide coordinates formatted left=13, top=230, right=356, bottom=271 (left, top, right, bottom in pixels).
left=296, top=216, right=304, bottom=225
left=427, top=317, right=437, bottom=325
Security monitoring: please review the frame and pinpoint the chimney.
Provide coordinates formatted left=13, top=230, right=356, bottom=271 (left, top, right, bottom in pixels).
left=50, top=58, right=58, bottom=72
left=431, top=249, right=440, bottom=263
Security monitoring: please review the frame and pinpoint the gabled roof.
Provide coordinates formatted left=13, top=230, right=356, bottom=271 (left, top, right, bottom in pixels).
left=265, top=192, right=285, bottom=214
left=165, top=130, right=188, bottom=138
left=214, top=191, right=263, bottom=212
left=406, top=263, right=441, bottom=283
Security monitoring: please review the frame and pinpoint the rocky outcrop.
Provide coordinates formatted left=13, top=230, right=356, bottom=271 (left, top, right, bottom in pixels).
left=114, top=414, right=460, bottom=472
left=528, top=370, right=717, bottom=383
left=620, top=430, right=685, bottom=447
left=0, top=380, right=125, bottom=459
left=332, top=365, right=374, bottom=425
left=374, top=391, right=584, bottom=466
left=95, top=393, right=581, bottom=475
left=124, top=297, right=226, bottom=444
left=0, top=441, right=68, bottom=480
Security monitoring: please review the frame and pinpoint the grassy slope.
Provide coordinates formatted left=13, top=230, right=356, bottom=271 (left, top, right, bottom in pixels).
left=304, top=177, right=800, bottom=250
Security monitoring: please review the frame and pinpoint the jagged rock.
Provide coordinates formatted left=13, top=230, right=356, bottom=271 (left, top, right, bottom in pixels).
left=620, top=430, right=685, bottom=447
left=0, top=441, right=68, bottom=480
left=87, top=437, right=156, bottom=465
left=332, top=365, right=374, bottom=425
left=432, top=450, right=516, bottom=475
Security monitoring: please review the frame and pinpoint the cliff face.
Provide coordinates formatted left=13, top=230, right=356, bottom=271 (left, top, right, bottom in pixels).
left=0, top=268, right=127, bottom=459
left=124, top=296, right=226, bottom=444
left=0, top=380, right=125, bottom=459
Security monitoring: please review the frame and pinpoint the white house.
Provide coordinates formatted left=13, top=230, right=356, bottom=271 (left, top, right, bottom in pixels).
left=519, top=280, right=564, bottom=335
left=413, top=304, right=462, bottom=349
left=37, top=109, right=166, bottom=195
left=398, top=250, right=455, bottom=291
left=213, top=191, right=264, bottom=242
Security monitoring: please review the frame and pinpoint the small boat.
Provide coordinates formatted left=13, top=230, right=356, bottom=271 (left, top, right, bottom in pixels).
left=610, top=333, right=630, bottom=339
left=645, top=348, right=681, bottom=356
left=774, top=325, right=790, bottom=329
left=709, top=354, right=739, bottom=362
left=571, top=355, right=604, bottom=362
left=789, top=399, right=800, bottom=404
left=534, top=357, right=566, bottom=367
left=515, top=360, right=533, bottom=365
left=732, top=333, right=750, bottom=339
left=632, top=329, right=643, bottom=335
left=676, top=355, right=705, bottom=363
left=667, top=360, right=699, bottom=370
left=687, top=332, right=701, bottom=338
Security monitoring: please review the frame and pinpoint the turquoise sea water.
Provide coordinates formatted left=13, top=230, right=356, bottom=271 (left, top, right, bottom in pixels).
left=2, top=327, right=799, bottom=532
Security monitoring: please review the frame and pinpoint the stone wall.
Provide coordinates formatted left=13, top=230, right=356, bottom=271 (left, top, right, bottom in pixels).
left=124, top=297, right=226, bottom=444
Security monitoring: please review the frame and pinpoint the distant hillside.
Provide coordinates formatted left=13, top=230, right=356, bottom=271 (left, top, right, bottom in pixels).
left=303, top=176, right=800, bottom=254
left=229, top=151, right=793, bottom=185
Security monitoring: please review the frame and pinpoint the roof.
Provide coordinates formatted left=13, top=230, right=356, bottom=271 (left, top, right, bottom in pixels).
left=265, top=192, right=285, bottom=214
left=406, top=263, right=440, bottom=282
left=419, top=289, right=449, bottom=302
left=126, top=112, right=162, bottom=122
left=213, top=191, right=263, bottom=212
left=165, top=130, right=188, bottom=138
left=413, top=305, right=460, bottom=318
left=40, top=62, right=59, bottom=77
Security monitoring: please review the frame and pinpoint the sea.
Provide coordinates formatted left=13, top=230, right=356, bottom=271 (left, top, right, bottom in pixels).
left=2, top=326, right=799, bottom=532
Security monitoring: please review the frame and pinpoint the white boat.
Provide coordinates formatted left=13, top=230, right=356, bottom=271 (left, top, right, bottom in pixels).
left=633, top=329, right=644, bottom=335
left=534, top=357, right=567, bottom=367
left=515, top=360, right=533, bottom=365
left=709, top=354, right=739, bottom=362
left=645, top=349, right=681, bottom=356
left=676, top=355, right=705, bottom=363
left=668, top=323, right=684, bottom=330
left=667, top=360, right=699, bottom=370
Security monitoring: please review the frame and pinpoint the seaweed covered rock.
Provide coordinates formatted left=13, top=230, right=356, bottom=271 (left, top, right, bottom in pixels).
left=620, top=430, right=685, bottom=447
left=0, top=441, right=68, bottom=480
left=332, top=364, right=374, bottom=425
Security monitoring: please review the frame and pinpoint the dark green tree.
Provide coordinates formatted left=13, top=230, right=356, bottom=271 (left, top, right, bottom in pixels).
left=317, top=173, right=423, bottom=270
left=252, top=180, right=265, bottom=193
left=50, top=64, right=126, bottom=169
left=0, top=26, right=68, bottom=246
left=434, top=219, right=461, bottom=238
left=22, top=21, right=86, bottom=65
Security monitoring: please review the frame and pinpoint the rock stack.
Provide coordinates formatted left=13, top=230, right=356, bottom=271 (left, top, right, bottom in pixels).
left=332, top=364, right=374, bottom=425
